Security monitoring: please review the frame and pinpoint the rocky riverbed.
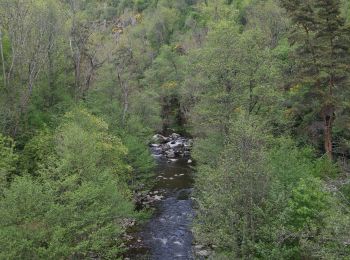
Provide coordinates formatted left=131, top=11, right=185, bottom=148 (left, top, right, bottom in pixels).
left=124, top=133, right=196, bottom=259
left=150, top=133, right=193, bottom=161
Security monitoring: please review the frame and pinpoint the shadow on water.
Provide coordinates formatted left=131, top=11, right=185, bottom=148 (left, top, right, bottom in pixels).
left=125, top=156, right=195, bottom=260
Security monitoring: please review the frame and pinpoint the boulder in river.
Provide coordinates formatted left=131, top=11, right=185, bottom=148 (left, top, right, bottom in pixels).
left=152, top=134, right=168, bottom=144
left=170, top=133, right=181, bottom=140
left=165, top=149, right=176, bottom=158
left=167, top=140, right=184, bottom=149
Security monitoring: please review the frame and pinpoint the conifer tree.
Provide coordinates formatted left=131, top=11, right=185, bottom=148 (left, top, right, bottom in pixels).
left=281, top=0, right=350, bottom=159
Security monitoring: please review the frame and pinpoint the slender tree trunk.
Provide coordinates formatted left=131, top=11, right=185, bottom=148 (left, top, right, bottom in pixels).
left=74, top=53, right=81, bottom=101
left=324, top=114, right=333, bottom=160
left=0, top=30, right=6, bottom=89
left=324, top=75, right=335, bottom=160
left=117, top=70, right=128, bottom=127
left=122, top=87, right=129, bottom=127
left=48, top=45, right=55, bottom=106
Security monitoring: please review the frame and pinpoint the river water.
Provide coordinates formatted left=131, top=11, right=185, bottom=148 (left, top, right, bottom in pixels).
left=125, top=154, right=195, bottom=259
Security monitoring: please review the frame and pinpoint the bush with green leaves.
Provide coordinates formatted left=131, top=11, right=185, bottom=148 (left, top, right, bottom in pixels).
left=18, top=129, right=54, bottom=176
left=193, top=114, right=349, bottom=259
left=0, top=176, right=54, bottom=259
left=122, top=134, right=155, bottom=190
left=193, top=114, right=271, bottom=258
left=0, top=108, right=144, bottom=259
left=0, top=134, right=18, bottom=191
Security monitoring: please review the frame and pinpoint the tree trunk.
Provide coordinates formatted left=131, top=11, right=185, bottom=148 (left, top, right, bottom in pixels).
left=48, top=45, right=55, bottom=106
left=117, top=69, right=128, bottom=127
left=324, top=75, right=335, bottom=160
left=324, top=113, right=333, bottom=160
left=122, top=88, right=129, bottom=127
left=0, top=30, right=6, bottom=89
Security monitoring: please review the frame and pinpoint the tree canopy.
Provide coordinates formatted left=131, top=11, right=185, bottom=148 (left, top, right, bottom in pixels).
left=0, top=0, right=349, bottom=258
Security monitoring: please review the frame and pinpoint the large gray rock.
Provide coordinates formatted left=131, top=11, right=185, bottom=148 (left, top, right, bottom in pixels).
left=152, top=134, right=168, bottom=144
left=165, top=149, right=176, bottom=158
left=183, top=139, right=193, bottom=149
left=170, top=133, right=181, bottom=140
left=196, top=250, right=210, bottom=257
left=167, top=140, right=184, bottom=149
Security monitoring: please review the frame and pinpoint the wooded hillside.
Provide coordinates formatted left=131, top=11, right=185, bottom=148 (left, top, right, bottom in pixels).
left=0, top=0, right=349, bottom=259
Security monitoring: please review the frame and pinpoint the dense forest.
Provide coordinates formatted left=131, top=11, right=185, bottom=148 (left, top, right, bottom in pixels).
left=0, top=0, right=349, bottom=259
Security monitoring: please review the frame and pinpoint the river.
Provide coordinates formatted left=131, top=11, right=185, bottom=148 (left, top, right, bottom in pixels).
left=125, top=140, right=195, bottom=259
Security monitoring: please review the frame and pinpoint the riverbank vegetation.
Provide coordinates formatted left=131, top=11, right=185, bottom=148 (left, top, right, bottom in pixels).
left=0, top=0, right=349, bottom=259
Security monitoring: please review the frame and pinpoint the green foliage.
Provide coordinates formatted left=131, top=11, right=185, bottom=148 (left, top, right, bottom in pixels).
left=268, top=139, right=316, bottom=186
left=54, top=108, right=131, bottom=182
left=42, top=109, right=137, bottom=258
left=183, top=12, right=282, bottom=137
left=0, top=134, right=18, bottom=191
left=0, top=109, right=142, bottom=259
left=134, top=0, right=152, bottom=12
left=143, top=44, right=186, bottom=130
left=281, top=0, right=350, bottom=158
left=274, top=177, right=349, bottom=259
left=0, top=0, right=350, bottom=258
left=194, top=115, right=349, bottom=259
left=194, top=114, right=271, bottom=258
left=312, top=157, right=340, bottom=178
left=186, top=2, right=350, bottom=257
left=0, top=176, right=54, bottom=259
left=340, top=182, right=350, bottom=202
left=19, top=129, right=54, bottom=176
left=122, top=134, right=155, bottom=190
left=286, top=177, right=330, bottom=231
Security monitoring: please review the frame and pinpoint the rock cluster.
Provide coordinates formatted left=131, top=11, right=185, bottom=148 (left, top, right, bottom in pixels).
left=134, top=190, right=165, bottom=209
left=194, top=245, right=212, bottom=258
left=150, top=133, right=193, bottom=159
